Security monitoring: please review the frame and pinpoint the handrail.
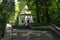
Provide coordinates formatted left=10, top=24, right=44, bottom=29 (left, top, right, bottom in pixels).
left=51, top=24, right=60, bottom=31
left=51, top=24, right=60, bottom=36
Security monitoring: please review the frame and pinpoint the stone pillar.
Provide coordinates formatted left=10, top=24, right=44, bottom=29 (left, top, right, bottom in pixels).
left=1, top=24, right=12, bottom=40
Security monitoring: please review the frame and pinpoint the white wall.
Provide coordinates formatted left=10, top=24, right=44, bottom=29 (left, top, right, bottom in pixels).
left=15, top=0, right=18, bottom=3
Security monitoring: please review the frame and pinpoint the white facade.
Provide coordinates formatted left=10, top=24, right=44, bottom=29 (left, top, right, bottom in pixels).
left=19, top=15, right=33, bottom=25
left=15, top=0, right=18, bottom=3
left=19, top=5, right=33, bottom=25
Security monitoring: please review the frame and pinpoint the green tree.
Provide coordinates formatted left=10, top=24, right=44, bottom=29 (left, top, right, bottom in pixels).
left=0, top=0, right=15, bottom=38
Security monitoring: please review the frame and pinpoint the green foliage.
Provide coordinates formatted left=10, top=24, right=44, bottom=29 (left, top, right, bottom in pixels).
left=27, top=0, right=47, bottom=24
left=27, top=0, right=60, bottom=25
left=27, top=0, right=37, bottom=23
left=15, top=0, right=26, bottom=25
left=49, top=0, right=60, bottom=25
left=0, top=0, right=60, bottom=38
left=0, top=0, right=15, bottom=38
left=19, top=0, right=26, bottom=13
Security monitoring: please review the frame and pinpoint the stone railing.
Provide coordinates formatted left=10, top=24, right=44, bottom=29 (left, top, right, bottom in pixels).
left=51, top=24, right=60, bottom=36
left=1, top=24, right=12, bottom=40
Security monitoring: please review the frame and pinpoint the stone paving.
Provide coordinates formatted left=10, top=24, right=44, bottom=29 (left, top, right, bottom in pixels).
left=11, top=29, right=60, bottom=40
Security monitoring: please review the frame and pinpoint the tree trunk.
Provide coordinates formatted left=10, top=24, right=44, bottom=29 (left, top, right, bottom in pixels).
left=35, top=0, right=40, bottom=23
left=45, top=0, right=51, bottom=23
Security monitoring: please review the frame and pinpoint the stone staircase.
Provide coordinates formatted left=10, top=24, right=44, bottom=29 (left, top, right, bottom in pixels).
left=11, top=29, right=59, bottom=40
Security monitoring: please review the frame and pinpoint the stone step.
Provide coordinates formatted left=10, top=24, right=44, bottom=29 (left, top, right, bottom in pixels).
left=11, top=31, right=52, bottom=37
left=11, top=29, right=60, bottom=40
left=11, top=38, right=53, bottom=40
left=11, top=36, right=60, bottom=40
left=11, top=35, right=53, bottom=40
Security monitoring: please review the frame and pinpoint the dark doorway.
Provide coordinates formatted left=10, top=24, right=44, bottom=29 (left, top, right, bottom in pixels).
left=22, top=20, right=24, bottom=23
left=27, top=20, right=29, bottom=23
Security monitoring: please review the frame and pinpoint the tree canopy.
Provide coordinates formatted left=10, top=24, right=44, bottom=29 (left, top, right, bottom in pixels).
left=27, top=0, right=60, bottom=25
